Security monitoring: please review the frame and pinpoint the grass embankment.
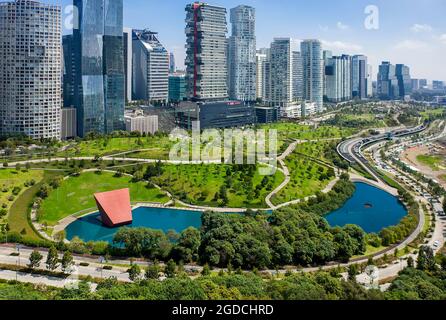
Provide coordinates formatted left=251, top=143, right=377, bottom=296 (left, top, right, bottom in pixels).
left=7, top=171, right=62, bottom=241
left=39, top=171, right=169, bottom=225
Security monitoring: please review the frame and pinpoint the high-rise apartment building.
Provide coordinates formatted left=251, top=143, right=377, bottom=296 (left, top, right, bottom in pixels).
left=132, top=29, right=169, bottom=104
left=185, top=2, right=228, bottom=101
left=228, top=5, right=256, bottom=102
left=351, top=55, right=368, bottom=99
left=301, top=40, right=324, bottom=112
left=267, top=38, right=299, bottom=108
left=292, top=51, right=303, bottom=101
left=123, top=27, right=133, bottom=103
left=0, top=0, right=62, bottom=139
left=73, top=0, right=125, bottom=137
left=419, top=79, right=428, bottom=88
left=256, top=49, right=268, bottom=101
left=377, top=61, right=399, bottom=100
left=325, top=55, right=352, bottom=103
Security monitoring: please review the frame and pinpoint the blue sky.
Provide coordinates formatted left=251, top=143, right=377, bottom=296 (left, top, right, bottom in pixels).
left=11, top=0, right=446, bottom=80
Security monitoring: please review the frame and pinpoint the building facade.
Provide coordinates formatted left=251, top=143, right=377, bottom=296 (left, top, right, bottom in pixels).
left=377, top=61, right=399, bottom=100
left=125, top=110, right=159, bottom=135
left=351, top=55, right=368, bottom=99
left=325, top=55, right=352, bottom=103
left=255, top=106, right=278, bottom=124
left=396, top=64, right=412, bottom=98
left=169, top=73, right=187, bottom=103
left=228, top=5, right=256, bottom=102
left=176, top=100, right=255, bottom=129
left=292, top=51, right=303, bottom=101
left=185, top=2, right=228, bottom=101
left=61, top=107, right=77, bottom=140
left=169, top=52, right=176, bottom=74
left=301, top=40, right=324, bottom=112
left=73, top=0, right=125, bottom=137
left=0, top=0, right=62, bottom=139
left=256, top=49, right=268, bottom=101
left=132, top=29, right=169, bottom=104
left=267, top=38, right=299, bottom=108
left=63, top=35, right=75, bottom=108
left=123, top=27, right=133, bottom=103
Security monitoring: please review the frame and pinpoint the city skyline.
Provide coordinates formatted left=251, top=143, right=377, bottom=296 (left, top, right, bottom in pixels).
left=42, top=0, right=446, bottom=81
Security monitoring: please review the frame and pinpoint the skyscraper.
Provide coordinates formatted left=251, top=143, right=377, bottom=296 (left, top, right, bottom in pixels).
left=395, top=64, right=412, bottom=98
left=292, top=51, right=303, bottom=101
left=301, top=40, right=324, bottom=112
left=367, top=64, right=373, bottom=98
left=123, top=27, right=133, bottom=103
left=228, top=5, right=256, bottom=102
left=63, top=35, right=75, bottom=108
left=169, top=52, right=176, bottom=74
left=132, top=29, right=169, bottom=104
left=73, top=0, right=125, bottom=137
left=0, top=0, right=62, bottom=139
left=351, top=55, right=368, bottom=99
left=377, top=61, right=399, bottom=100
left=256, top=49, right=268, bottom=101
left=185, top=2, right=228, bottom=101
left=325, top=55, right=352, bottom=103
left=267, top=38, right=299, bottom=108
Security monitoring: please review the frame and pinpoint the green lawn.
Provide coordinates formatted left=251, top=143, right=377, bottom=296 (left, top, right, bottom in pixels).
left=7, top=171, right=61, bottom=240
left=271, top=151, right=335, bottom=205
left=416, top=154, right=445, bottom=171
left=38, top=172, right=169, bottom=225
left=0, top=169, right=44, bottom=214
left=261, top=123, right=356, bottom=141
left=152, top=164, right=285, bottom=208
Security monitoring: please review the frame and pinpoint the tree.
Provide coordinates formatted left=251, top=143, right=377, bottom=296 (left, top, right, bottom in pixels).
left=201, top=264, right=211, bottom=277
left=46, top=245, right=59, bottom=271
left=28, top=250, right=43, bottom=270
left=128, top=264, right=141, bottom=282
left=347, top=264, right=359, bottom=281
left=417, top=246, right=437, bottom=272
left=165, top=259, right=177, bottom=278
left=145, top=261, right=161, bottom=280
left=61, top=251, right=74, bottom=274
left=407, top=256, right=414, bottom=268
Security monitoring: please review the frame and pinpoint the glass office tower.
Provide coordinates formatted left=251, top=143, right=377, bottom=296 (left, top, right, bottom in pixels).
left=73, top=0, right=125, bottom=137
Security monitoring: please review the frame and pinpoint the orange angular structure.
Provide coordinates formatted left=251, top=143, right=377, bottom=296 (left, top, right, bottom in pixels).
left=94, top=188, right=133, bottom=227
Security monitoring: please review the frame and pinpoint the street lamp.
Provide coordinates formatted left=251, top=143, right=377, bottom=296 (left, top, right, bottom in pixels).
left=98, top=256, right=105, bottom=279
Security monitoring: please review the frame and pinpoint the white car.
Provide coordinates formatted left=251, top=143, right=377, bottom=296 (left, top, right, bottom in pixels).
left=433, top=241, right=440, bottom=249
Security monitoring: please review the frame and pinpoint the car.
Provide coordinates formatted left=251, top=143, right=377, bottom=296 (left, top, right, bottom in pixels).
left=433, top=241, right=440, bottom=249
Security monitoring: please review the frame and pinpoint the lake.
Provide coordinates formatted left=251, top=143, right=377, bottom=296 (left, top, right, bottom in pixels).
left=66, top=182, right=408, bottom=242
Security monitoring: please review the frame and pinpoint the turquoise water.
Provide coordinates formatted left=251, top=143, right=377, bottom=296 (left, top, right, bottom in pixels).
left=66, top=207, right=203, bottom=243
left=324, top=182, right=407, bottom=233
left=66, top=182, right=408, bottom=242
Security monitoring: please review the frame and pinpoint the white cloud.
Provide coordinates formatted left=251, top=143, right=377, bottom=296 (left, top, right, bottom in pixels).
left=336, top=22, right=349, bottom=30
left=410, top=24, right=433, bottom=33
left=393, top=40, right=429, bottom=50
left=438, top=34, right=446, bottom=44
left=321, top=40, right=363, bottom=52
